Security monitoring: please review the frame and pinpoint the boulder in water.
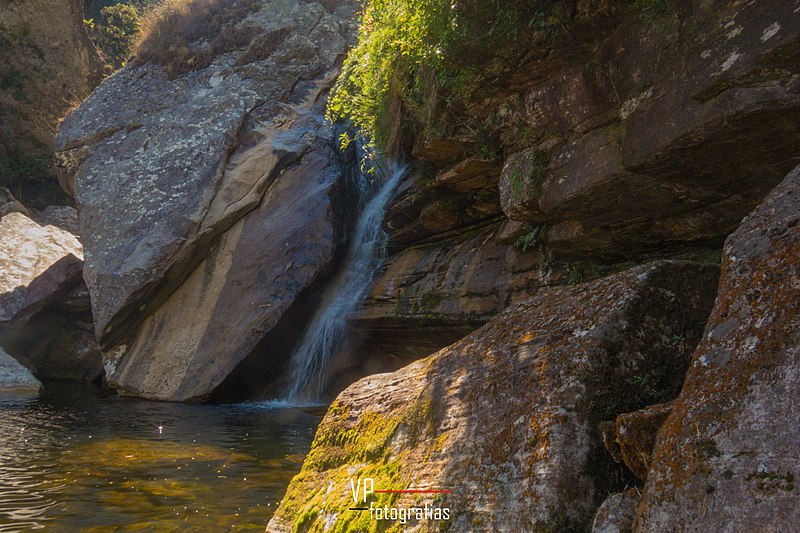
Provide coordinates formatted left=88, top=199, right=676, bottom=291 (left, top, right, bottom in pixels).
left=54, top=0, right=360, bottom=400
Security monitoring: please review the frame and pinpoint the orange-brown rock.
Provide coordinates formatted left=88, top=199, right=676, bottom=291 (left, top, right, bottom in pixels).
left=636, top=164, right=800, bottom=530
left=402, top=1, right=800, bottom=261
left=362, top=1, right=799, bottom=369
left=615, top=402, right=674, bottom=482
left=351, top=225, right=557, bottom=365
left=434, top=158, right=500, bottom=192
left=269, top=261, right=718, bottom=532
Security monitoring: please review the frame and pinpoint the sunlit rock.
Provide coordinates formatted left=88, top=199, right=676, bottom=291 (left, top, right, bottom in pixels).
left=269, top=261, right=719, bottom=531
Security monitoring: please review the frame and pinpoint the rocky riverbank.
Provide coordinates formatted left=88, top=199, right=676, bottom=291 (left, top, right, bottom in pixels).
left=0, top=0, right=798, bottom=530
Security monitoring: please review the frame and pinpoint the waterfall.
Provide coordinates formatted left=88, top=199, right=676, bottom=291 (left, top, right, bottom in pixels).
left=283, top=162, right=407, bottom=403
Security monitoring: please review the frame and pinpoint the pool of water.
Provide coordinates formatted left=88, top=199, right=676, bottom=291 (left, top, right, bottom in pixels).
left=0, top=384, right=325, bottom=531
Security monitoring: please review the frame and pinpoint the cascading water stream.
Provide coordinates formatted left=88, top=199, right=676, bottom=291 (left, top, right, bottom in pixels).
left=283, top=162, right=407, bottom=403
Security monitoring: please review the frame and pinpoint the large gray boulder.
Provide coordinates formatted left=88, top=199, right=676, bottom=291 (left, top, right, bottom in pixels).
left=54, top=0, right=359, bottom=400
left=636, top=164, right=800, bottom=530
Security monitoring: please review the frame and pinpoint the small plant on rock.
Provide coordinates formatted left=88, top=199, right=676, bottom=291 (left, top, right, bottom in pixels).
left=515, top=225, right=541, bottom=253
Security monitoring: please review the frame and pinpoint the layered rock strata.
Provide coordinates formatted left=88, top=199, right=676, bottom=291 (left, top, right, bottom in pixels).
left=353, top=0, right=800, bottom=363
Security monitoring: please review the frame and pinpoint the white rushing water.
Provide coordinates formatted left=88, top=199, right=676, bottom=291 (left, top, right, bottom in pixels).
left=284, top=162, right=407, bottom=402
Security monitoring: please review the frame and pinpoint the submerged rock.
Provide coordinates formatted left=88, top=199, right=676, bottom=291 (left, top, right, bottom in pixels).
left=55, top=0, right=359, bottom=400
left=636, top=164, right=800, bottom=529
left=0, top=346, right=41, bottom=393
left=269, top=261, right=718, bottom=532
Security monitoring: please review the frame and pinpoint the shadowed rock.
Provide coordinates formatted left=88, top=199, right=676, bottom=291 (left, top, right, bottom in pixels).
left=592, top=489, right=639, bottom=533
left=636, top=164, right=800, bottom=530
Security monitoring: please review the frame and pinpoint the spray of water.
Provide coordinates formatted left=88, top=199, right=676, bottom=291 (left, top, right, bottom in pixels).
left=284, top=162, right=407, bottom=402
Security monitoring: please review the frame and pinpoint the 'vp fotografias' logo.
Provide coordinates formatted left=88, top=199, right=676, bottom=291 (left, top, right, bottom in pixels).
left=349, top=477, right=451, bottom=525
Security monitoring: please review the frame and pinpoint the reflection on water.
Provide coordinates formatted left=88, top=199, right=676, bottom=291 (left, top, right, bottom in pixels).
left=0, top=384, right=324, bottom=531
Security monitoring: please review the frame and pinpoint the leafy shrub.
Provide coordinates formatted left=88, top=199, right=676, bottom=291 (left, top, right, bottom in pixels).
left=327, top=0, right=561, bottom=155
left=85, top=4, right=142, bottom=68
left=132, top=0, right=259, bottom=77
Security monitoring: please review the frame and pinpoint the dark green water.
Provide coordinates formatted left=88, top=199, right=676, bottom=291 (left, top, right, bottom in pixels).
left=0, top=384, right=324, bottom=531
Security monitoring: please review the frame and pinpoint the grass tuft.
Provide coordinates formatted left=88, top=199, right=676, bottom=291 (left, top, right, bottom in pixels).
left=132, top=0, right=259, bottom=77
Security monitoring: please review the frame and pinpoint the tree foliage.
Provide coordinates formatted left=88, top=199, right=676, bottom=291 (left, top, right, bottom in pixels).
left=84, top=3, right=143, bottom=68
left=327, top=0, right=555, bottom=155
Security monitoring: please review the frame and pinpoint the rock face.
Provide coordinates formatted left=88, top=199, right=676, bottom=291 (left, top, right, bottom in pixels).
left=592, top=489, right=639, bottom=533
left=103, top=121, right=347, bottom=401
left=0, top=0, right=103, bottom=206
left=268, top=261, right=718, bottom=532
left=0, top=210, right=83, bottom=324
left=55, top=0, right=359, bottom=400
left=0, top=346, right=41, bottom=393
left=636, top=165, right=800, bottom=529
left=610, top=402, right=674, bottom=482
left=353, top=0, right=800, bottom=362
left=0, top=195, right=102, bottom=383
left=1, top=282, right=103, bottom=383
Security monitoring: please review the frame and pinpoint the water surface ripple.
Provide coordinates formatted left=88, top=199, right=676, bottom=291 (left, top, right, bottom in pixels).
left=0, top=384, right=323, bottom=531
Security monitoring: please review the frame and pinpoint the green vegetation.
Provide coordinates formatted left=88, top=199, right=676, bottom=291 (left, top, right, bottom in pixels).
left=327, top=0, right=564, bottom=155
left=0, top=22, right=56, bottom=205
left=84, top=3, right=143, bottom=68
left=515, top=225, right=541, bottom=252
left=277, top=396, right=438, bottom=532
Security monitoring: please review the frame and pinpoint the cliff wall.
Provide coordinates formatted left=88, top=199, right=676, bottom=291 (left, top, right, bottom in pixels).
left=351, top=0, right=800, bottom=367
left=0, top=0, right=103, bottom=206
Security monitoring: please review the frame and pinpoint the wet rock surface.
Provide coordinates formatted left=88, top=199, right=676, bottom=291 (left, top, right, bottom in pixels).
left=636, top=164, right=800, bottom=530
left=269, top=261, right=718, bottom=532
